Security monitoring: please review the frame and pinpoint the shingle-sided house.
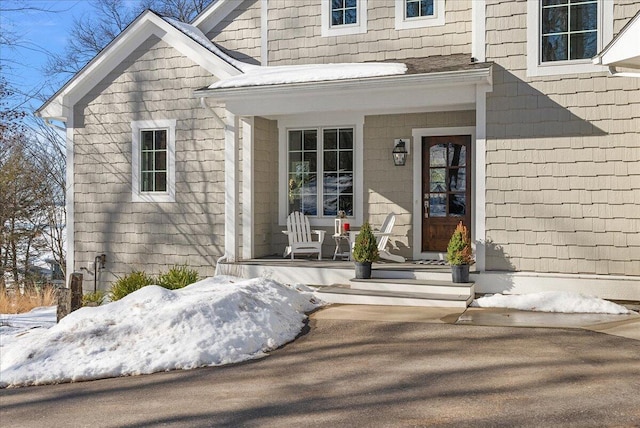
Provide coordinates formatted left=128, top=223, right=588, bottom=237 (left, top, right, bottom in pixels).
left=37, top=0, right=640, bottom=303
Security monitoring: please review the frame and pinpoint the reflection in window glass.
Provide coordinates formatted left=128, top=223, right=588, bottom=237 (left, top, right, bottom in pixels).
left=288, top=128, right=354, bottom=217
left=140, top=129, right=168, bottom=192
left=288, top=130, right=318, bottom=216
left=331, top=0, right=358, bottom=26
left=541, top=0, right=597, bottom=62
left=406, top=0, right=434, bottom=19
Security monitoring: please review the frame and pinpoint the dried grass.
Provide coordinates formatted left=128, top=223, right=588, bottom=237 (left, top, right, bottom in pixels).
left=0, top=286, right=58, bottom=314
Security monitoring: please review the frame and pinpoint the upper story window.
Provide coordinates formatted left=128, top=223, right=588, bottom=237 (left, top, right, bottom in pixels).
left=541, top=0, right=597, bottom=62
left=287, top=128, right=354, bottom=217
left=406, top=0, right=434, bottom=19
left=331, top=0, right=358, bottom=26
left=395, top=0, right=445, bottom=30
left=132, top=119, right=176, bottom=203
left=321, top=0, right=367, bottom=37
left=527, top=0, right=612, bottom=76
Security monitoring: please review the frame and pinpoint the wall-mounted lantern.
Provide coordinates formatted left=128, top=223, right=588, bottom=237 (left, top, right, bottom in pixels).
left=392, top=139, right=408, bottom=166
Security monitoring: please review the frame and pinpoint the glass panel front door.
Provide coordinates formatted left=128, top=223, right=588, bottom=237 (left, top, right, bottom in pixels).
left=422, top=136, right=472, bottom=252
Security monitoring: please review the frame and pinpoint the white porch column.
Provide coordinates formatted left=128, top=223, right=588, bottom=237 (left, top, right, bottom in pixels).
left=225, top=112, right=240, bottom=261
left=475, top=85, right=489, bottom=271
left=241, top=117, right=254, bottom=260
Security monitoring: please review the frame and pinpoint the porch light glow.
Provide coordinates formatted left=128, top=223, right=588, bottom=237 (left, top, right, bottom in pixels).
left=392, top=139, right=408, bottom=166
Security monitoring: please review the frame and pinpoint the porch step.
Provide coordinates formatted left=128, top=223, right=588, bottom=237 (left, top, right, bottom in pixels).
left=350, top=277, right=474, bottom=297
left=314, top=283, right=474, bottom=308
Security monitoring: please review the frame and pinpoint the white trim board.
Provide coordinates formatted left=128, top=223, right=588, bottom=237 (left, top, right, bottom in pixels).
left=474, top=271, right=640, bottom=302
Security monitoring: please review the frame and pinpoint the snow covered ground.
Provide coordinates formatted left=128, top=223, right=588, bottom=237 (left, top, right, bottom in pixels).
left=472, top=291, right=633, bottom=315
left=0, top=276, right=322, bottom=388
left=1, top=283, right=635, bottom=389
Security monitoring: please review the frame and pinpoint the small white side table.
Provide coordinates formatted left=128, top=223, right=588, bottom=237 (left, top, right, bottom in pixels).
left=332, top=233, right=351, bottom=260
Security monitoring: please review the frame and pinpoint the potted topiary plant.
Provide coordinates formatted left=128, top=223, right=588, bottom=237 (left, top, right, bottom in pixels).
left=446, top=221, right=475, bottom=283
left=352, top=221, right=379, bottom=279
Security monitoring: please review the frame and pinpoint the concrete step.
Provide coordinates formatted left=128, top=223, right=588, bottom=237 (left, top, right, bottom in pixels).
left=314, top=285, right=474, bottom=308
left=350, top=277, right=474, bottom=297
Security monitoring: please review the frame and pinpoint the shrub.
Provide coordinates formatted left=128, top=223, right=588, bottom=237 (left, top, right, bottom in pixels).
left=82, top=290, right=106, bottom=306
left=446, top=222, right=475, bottom=266
left=110, top=271, right=155, bottom=301
left=352, top=222, right=379, bottom=263
left=157, top=265, right=199, bottom=290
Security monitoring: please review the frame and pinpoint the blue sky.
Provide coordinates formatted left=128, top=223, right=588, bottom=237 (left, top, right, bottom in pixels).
left=1, top=1, right=93, bottom=111
left=1, top=1, right=122, bottom=112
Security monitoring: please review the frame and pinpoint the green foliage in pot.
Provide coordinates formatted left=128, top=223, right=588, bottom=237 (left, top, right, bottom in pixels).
left=352, top=222, right=379, bottom=263
left=446, top=222, right=475, bottom=266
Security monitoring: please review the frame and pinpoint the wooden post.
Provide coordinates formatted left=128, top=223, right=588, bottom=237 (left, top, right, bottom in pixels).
left=57, top=273, right=83, bottom=322
left=70, top=273, right=83, bottom=311
left=56, top=288, right=70, bottom=323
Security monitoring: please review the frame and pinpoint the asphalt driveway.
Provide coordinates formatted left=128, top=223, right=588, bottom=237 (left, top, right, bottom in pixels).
left=1, top=307, right=639, bottom=427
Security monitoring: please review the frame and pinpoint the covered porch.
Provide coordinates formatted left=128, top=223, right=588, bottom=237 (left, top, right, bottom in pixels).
left=195, top=55, right=493, bottom=283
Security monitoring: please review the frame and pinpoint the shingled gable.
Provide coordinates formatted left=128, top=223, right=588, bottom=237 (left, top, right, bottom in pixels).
left=36, top=8, right=242, bottom=121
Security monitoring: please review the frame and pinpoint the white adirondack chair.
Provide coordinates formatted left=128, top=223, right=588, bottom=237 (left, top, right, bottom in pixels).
left=283, top=211, right=326, bottom=260
left=349, top=212, right=406, bottom=263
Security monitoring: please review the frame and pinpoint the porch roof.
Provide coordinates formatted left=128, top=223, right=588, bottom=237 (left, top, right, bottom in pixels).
left=194, top=54, right=492, bottom=118
left=593, top=10, right=640, bottom=72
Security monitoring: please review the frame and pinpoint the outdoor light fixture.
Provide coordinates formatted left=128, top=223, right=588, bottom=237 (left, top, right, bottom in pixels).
left=392, top=139, right=408, bottom=166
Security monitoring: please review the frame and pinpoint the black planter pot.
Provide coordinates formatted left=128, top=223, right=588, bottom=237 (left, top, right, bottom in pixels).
left=451, top=264, right=470, bottom=283
left=355, top=262, right=372, bottom=279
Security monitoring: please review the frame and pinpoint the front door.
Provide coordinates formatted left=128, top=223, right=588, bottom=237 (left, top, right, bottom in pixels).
left=422, top=136, right=472, bottom=252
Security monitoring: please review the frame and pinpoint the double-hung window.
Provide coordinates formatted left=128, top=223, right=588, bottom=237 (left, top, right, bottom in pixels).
left=541, top=0, right=598, bottom=62
left=527, top=0, right=612, bottom=76
left=132, top=119, right=176, bottom=203
left=395, top=0, right=445, bottom=30
left=321, top=0, right=367, bottom=37
left=287, top=128, right=354, bottom=217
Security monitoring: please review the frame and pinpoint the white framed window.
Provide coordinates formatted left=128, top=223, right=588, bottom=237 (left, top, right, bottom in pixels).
left=279, top=114, right=364, bottom=226
left=527, top=0, right=613, bottom=77
left=131, top=119, right=176, bottom=203
left=287, top=127, right=355, bottom=218
left=321, top=0, right=367, bottom=37
left=395, top=0, right=445, bottom=30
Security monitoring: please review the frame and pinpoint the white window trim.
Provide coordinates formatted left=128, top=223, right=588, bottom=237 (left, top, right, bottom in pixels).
left=526, top=0, right=613, bottom=77
left=279, top=113, right=364, bottom=227
left=321, top=0, right=368, bottom=37
left=395, top=0, right=445, bottom=30
left=131, top=119, right=176, bottom=203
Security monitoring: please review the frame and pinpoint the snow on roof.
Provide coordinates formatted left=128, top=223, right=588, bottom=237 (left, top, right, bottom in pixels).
left=208, top=62, right=408, bottom=89
left=163, top=17, right=257, bottom=73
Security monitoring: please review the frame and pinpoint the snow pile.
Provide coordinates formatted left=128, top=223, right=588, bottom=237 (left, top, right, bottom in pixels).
left=472, top=291, right=633, bottom=315
left=0, top=276, right=322, bottom=388
left=0, top=306, right=57, bottom=348
left=208, top=62, right=408, bottom=89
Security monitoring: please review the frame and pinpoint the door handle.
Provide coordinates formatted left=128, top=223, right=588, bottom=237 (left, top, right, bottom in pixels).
left=423, top=200, right=429, bottom=218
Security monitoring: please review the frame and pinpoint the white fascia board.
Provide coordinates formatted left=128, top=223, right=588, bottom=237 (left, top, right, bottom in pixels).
left=198, top=68, right=493, bottom=117
left=37, top=10, right=240, bottom=120
left=192, top=0, right=239, bottom=34
left=593, top=12, right=640, bottom=69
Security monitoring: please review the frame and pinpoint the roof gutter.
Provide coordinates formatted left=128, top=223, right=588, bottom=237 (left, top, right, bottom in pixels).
left=194, top=66, right=493, bottom=100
